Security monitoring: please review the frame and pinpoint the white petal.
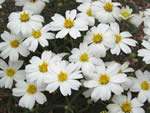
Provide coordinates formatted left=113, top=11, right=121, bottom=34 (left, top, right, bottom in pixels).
left=19, top=94, right=35, bottom=110
left=56, top=29, right=69, bottom=39
left=33, top=92, right=47, bottom=104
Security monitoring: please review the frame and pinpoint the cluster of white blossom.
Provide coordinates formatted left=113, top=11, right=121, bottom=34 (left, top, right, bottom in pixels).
left=0, top=0, right=150, bottom=112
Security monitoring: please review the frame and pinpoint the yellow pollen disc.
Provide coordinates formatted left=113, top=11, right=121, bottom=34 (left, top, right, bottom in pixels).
left=121, top=101, right=132, bottom=112
left=118, top=69, right=123, bottom=73
left=32, top=29, right=41, bottom=39
left=92, top=33, right=103, bottom=43
left=26, top=84, right=37, bottom=95
left=10, top=40, right=20, bottom=48
left=80, top=53, right=89, bottom=62
left=115, top=34, right=122, bottom=43
left=30, top=0, right=36, bottom=2
left=86, top=9, right=92, bottom=16
left=141, top=81, right=149, bottom=90
left=104, top=2, right=114, bottom=12
left=99, top=74, right=110, bottom=85
left=20, top=12, right=30, bottom=22
left=6, top=69, right=16, bottom=77
left=64, top=18, right=74, bottom=28
left=38, top=61, right=48, bottom=73
left=121, top=12, right=131, bottom=18
left=58, top=71, right=68, bottom=82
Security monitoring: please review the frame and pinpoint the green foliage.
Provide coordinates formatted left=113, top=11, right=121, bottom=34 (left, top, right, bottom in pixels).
left=145, top=0, right=150, bottom=2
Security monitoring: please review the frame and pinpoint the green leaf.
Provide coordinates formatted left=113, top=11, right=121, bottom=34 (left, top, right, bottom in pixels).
left=145, top=0, right=150, bottom=2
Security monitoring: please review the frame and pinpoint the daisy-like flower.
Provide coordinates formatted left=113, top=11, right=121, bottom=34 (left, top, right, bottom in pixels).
left=69, top=43, right=104, bottom=75
left=49, top=9, right=88, bottom=39
left=0, top=0, right=5, bottom=8
left=138, top=40, right=150, bottom=64
left=105, top=61, right=134, bottom=91
left=83, top=63, right=127, bottom=101
left=129, top=8, right=150, bottom=27
left=83, top=23, right=115, bottom=58
left=119, top=6, right=133, bottom=20
left=130, top=70, right=150, bottom=103
left=23, top=24, right=55, bottom=52
left=7, top=10, right=44, bottom=36
left=0, top=60, right=25, bottom=89
left=110, top=22, right=137, bottom=55
left=129, top=11, right=144, bottom=27
left=12, top=81, right=47, bottom=110
left=25, top=51, right=62, bottom=86
left=0, top=31, right=29, bottom=61
left=117, top=61, right=134, bottom=74
left=94, top=0, right=121, bottom=23
left=44, top=61, right=83, bottom=96
left=77, top=2, right=96, bottom=26
left=15, top=0, right=49, bottom=14
left=107, top=92, right=145, bottom=113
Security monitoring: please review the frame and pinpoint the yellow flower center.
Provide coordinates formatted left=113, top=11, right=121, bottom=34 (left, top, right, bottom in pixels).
left=118, top=69, right=123, bottom=73
left=58, top=71, right=68, bottom=82
left=99, top=74, right=110, bottom=85
left=20, top=12, right=30, bottom=22
left=141, top=81, right=149, bottom=90
left=64, top=18, right=74, bottom=28
left=80, top=53, right=89, bottom=62
left=6, top=69, right=16, bottom=77
left=32, top=29, right=41, bottom=39
left=104, top=2, right=114, bottom=12
left=121, top=101, right=132, bottom=112
left=29, top=0, right=36, bottom=2
left=26, top=84, right=37, bottom=95
left=38, top=61, right=48, bottom=73
left=121, top=12, right=131, bottom=18
left=92, top=33, right=103, bottom=43
left=86, top=9, right=92, bottom=16
left=10, top=40, right=20, bottom=48
left=115, top=34, right=122, bottom=43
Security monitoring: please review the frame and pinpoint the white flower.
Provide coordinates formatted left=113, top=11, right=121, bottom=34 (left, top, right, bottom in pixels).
left=138, top=40, right=150, bottom=64
left=49, top=9, right=88, bottom=39
left=0, top=59, right=25, bottom=89
left=143, top=27, right=150, bottom=42
left=0, top=31, right=29, bottom=61
left=130, top=9, right=150, bottom=27
left=119, top=6, right=133, bottom=20
left=117, top=61, right=134, bottom=74
left=110, top=22, right=137, bottom=55
left=15, top=0, right=49, bottom=14
left=7, top=10, right=44, bottom=36
left=83, top=23, right=115, bottom=57
left=129, top=11, right=144, bottom=27
left=83, top=63, right=127, bottom=102
left=12, top=81, right=47, bottom=110
left=44, top=61, right=83, bottom=96
left=94, top=0, right=121, bottom=23
left=118, top=62, right=134, bottom=90
left=69, top=43, right=104, bottom=75
left=77, top=2, right=96, bottom=26
left=25, top=51, right=62, bottom=86
left=130, top=70, right=150, bottom=103
left=0, top=0, right=5, bottom=8
left=105, top=61, right=134, bottom=90
left=23, top=24, right=55, bottom=52
left=107, top=92, right=145, bottom=113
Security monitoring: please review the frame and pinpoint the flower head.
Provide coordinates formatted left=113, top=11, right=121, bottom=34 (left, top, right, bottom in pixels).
left=49, top=9, right=88, bottom=39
